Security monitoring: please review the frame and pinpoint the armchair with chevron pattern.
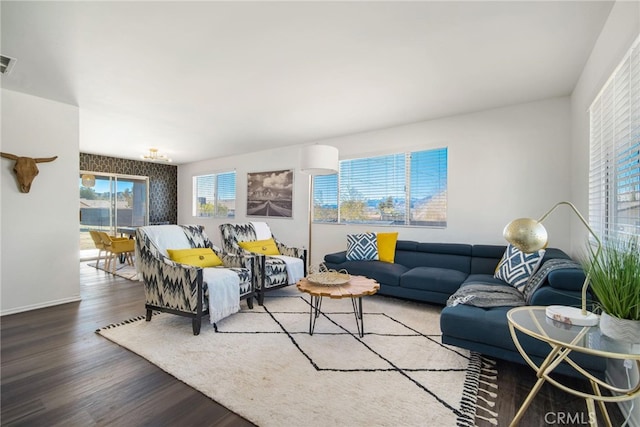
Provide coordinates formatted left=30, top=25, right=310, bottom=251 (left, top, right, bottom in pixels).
left=135, top=224, right=255, bottom=335
left=219, top=222, right=307, bottom=305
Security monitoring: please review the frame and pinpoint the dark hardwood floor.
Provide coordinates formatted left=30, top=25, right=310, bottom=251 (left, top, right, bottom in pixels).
left=1, top=263, right=624, bottom=426
left=1, top=263, right=254, bottom=427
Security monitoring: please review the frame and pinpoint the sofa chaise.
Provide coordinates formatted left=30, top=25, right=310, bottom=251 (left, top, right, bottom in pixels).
left=323, top=240, right=605, bottom=378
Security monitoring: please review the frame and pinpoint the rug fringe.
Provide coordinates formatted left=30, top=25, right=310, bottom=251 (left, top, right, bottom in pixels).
left=479, top=388, right=498, bottom=399
left=476, top=414, right=499, bottom=426
left=479, top=379, right=498, bottom=389
left=456, top=352, right=500, bottom=427
left=95, top=314, right=147, bottom=333
left=476, top=394, right=495, bottom=408
left=473, top=353, right=499, bottom=426
left=476, top=404, right=498, bottom=417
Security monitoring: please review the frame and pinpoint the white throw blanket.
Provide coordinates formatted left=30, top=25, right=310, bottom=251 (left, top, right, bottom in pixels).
left=136, top=225, right=194, bottom=279
left=140, top=225, right=192, bottom=256
left=251, top=221, right=272, bottom=240
left=203, top=268, right=241, bottom=324
left=272, top=255, right=305, bottom=284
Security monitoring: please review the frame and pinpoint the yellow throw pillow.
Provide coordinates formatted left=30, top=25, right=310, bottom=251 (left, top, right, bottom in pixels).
left=167, top=248, right=223, bottom=267
left=238, top=238, right=280, bottom=255
left=376, top=232, right=399, bottom=263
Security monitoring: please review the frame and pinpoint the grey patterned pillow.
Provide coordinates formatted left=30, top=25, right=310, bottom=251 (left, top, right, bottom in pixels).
left=494, top=244, right=545, bottom=292
left=346, top=233, right=379, bottom=261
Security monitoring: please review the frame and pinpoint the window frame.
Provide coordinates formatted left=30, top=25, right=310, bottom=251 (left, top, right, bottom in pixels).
left=192, top=171, right=237, bottom=218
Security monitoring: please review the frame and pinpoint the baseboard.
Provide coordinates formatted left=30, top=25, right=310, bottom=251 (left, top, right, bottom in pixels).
left=1, top=296, right=82, bottom=316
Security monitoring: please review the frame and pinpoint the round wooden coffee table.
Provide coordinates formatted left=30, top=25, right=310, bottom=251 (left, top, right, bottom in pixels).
left=296, top=275, right=380, bottom=338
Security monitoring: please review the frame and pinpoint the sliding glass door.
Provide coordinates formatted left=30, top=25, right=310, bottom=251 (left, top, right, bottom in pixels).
left=79, top=172, right=149, bottom=257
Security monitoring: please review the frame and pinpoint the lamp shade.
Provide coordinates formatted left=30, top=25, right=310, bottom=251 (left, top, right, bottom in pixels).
left=502, top=217, right=548, bottom=253
left=81, top=174, right=96, bottom=187
left=300, top=145, right=339, bottom=176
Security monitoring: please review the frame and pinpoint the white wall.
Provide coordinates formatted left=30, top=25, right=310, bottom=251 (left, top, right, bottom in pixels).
left=570, top=3, right=640, bottom=425
left=1, top=89, right=80, bottom=315
left=179, top=96, right=573, bottom=267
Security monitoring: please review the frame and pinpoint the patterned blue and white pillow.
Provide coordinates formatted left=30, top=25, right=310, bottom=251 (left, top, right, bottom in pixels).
left=494, top=244, right=545, bottom=292
left=346, top=233, right=379, bottom=261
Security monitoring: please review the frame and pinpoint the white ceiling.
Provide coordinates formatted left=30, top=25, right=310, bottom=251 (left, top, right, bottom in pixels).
left=1, top=1, right=613, bottom=164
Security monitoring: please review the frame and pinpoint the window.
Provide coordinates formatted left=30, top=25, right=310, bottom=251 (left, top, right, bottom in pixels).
left=589, top=36, right=640, bottom=241
left=313, top=148, right=447, bottom=226
left=193, top=171, right=236, bottom=218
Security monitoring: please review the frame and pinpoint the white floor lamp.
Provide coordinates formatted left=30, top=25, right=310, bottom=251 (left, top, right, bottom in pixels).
left=300, top=144, right=339, bottom=271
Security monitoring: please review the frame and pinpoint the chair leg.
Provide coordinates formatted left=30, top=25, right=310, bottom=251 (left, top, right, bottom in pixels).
left=258, top=290, right=265, bottom=306
left=246, top=296, right=254, bottom=309
left=192, top=317, right=202, bottom=335
left=96, top=249, right=103, bottom=268
left=146, top=308, right=152, bottom=321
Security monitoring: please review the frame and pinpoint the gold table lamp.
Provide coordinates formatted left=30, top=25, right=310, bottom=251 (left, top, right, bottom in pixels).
left=503, top=201, right=601, bottom=326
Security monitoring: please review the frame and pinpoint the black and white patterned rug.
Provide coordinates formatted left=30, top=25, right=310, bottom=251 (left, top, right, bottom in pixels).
left=97, top=287, right=497, bottom=426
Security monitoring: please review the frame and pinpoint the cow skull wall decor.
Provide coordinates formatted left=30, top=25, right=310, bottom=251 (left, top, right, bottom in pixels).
left=0, top=152, right=58, bottom=193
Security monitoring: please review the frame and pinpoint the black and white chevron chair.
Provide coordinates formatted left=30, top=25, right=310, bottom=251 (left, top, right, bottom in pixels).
left=219, top=222, right=307, bottom=305
left=135, top=224, right=255, bottom=335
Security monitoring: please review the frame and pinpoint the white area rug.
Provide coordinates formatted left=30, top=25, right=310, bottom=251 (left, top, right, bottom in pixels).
left=89, top=260, right=138, bottom=281
left=97, top=288, right=497, bottom=426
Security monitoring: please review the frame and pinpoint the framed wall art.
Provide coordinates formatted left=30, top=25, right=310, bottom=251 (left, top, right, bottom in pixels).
left=246, top=169, right=294, bottom=218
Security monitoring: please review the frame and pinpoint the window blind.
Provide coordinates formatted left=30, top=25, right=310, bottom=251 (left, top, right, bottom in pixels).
left=339, top=153, right=406, bottom=224
left=193, top=171, right=236, bottom=218
left=313, top=174, right=338, bottom=222
left=313, top=147, right=448, bottom=226
left=216, top=171, right=236, bottom=218
left=589, top=36, right=640, bottom=240
left=409, top=148, right=448, bottom=226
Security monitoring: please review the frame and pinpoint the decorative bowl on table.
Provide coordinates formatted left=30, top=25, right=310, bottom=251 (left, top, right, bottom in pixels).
left=306, top=269, right=351, bottom=286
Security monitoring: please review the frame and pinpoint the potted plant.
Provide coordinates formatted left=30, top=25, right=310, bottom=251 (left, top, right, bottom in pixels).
left=583, top=236, right=640, bottom=343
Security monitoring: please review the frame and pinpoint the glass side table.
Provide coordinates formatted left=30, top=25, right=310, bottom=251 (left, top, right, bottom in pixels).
left=507, top=306, right=640, bottom=427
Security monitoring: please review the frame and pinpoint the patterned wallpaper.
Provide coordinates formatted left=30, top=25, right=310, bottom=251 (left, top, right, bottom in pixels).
left=80, top=153, right=178, bottom=224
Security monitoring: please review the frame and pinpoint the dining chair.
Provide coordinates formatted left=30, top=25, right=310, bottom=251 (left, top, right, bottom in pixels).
left=89, top=230, right=107, bottom=268
left=98, top=231, right=135, bottom=274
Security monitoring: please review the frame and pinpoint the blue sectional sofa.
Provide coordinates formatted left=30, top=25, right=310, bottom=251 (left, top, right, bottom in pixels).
left=323, top=240, right=605, bottom=378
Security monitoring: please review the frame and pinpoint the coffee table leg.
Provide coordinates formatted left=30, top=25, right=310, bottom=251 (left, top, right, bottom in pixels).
left=309, top=295, right=322, bottom=335
left=351, top=297, right=364, bottom=338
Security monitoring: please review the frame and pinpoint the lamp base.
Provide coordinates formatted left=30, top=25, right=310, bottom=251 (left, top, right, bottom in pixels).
left=545, top=305, right=599, bottom=327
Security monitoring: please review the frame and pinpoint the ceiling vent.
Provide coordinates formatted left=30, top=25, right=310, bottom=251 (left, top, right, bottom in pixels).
left=0, top=55, right=17, bottom=75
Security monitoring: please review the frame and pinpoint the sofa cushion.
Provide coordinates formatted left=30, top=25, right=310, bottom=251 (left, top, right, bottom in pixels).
left=464, top=273, right=508, bottom=286
left=494, top=244, right=545, bottom=291
left=335, top=260, right=408, bottom=286
left=441, top=305, right=514, bottom=351
left=528, top=286, right=593, bottom=308
left=470, top=245, right=505, bottom=274
left=439, top=305, right=605, bottom=373
left=400, top=267, right=467, bottom=294
left=395, top=243, right=472, bottom=272
left=547, top=269, right=586, bottom=291
left=346, top=233, right=379, bottom=261
left=324, top=251, right=347, bottom=264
